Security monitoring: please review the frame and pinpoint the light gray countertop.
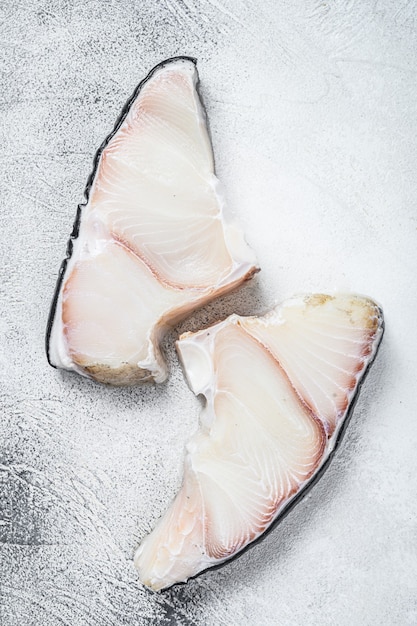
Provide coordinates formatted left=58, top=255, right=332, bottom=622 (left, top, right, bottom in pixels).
left=1, top=1, right=416, bottom=624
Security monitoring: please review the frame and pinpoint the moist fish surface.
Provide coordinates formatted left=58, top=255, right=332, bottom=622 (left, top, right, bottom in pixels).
left=46, top=57, right=258, bottom=385
left=134, top=293, right=384, bottom=590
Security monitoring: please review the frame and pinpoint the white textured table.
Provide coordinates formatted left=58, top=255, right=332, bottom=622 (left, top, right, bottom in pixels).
left=1, top=2, right=416, bottom=624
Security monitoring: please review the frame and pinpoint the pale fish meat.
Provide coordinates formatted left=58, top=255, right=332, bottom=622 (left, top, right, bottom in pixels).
left=46, top=57, right=258, bottom=385
left=135, top=293, right=384, bottom=590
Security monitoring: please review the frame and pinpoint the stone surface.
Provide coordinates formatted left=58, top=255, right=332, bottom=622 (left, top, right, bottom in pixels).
left=1, top=1, right=416, bottom=624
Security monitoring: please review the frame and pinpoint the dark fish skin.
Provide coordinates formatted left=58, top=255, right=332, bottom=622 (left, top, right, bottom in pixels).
left=45, top=56, right=197, bottom=368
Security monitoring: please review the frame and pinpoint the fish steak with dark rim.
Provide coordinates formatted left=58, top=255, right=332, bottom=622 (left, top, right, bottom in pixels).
left=135, top=293, right=383, bottom=590
left=46, top=57, right=258, bottom=385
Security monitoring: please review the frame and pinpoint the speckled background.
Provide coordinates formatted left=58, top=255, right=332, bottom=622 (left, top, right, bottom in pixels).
left=1, top=1, right=416, bottom=624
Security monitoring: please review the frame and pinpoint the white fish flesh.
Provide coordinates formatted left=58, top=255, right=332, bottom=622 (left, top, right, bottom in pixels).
left=46, top=57, right=258, bottom=385
left=134, top=293, right=383, bottom=590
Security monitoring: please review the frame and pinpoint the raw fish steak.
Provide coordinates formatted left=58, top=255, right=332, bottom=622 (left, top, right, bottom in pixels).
left=135, top=293, right=383, bottom=590
left=46, top=57, right=258, bottom=385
